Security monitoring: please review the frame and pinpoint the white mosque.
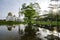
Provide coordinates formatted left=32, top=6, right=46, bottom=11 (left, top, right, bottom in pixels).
left=6, top=12, right=19, bottom=21
left=6, top=8, right=24, bottom=22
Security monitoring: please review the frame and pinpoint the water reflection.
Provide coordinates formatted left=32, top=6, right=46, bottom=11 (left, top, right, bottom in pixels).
left=0, top=25, right=60, bottom=40
left=7, top=25, right=16, bottom=31
left=0, top=25, right=19, bottom=40
left=20, top=26, right=41, bottom=40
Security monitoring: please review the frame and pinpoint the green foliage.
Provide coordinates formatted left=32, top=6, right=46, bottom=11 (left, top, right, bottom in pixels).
left=36, top=21, right=60, bottom=26
left=20, top=3, right=39, bottom=40
left=21, top=3, right=38, bottom=25
left=21, top=4, right=37, bottom=18
left=42, top=11, right=60, bottom=21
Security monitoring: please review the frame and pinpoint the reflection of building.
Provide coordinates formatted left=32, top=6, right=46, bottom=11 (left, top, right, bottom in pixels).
left=7, top=26, right=12, bottom=31
left=7, top=25, right=15, bottom=31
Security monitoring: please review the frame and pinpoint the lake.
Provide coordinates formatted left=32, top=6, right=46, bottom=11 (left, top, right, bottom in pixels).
left=0, top=24, right=60, bottom=40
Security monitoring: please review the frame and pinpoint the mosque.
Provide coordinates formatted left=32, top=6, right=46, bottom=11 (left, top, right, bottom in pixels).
left=6, top=8, right=24, bottom=22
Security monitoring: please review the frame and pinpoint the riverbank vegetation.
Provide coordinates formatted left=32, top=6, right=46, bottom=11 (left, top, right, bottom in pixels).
left=0, top=20, right=21, bottom=25
left=0, top=20, right=60, bottom=26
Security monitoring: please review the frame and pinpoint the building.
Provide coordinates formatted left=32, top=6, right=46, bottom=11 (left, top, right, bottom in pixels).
left=6, top=8, right=25, bottom=22
left=18, top=8, right=24, bottom=22
left=6, top=12, right=19, bottom=21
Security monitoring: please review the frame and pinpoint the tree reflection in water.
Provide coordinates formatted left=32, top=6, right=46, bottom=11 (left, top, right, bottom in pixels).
left=20, top=26, right=41, bottom=40
left=18, top=25, right=24, bottom=40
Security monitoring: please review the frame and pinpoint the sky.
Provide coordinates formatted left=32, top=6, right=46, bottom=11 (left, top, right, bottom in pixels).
left=0, top=0, right=51, bottom=19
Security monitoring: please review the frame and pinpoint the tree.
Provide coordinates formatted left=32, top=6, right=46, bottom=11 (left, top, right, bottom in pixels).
left=21, top=3, right=37, bottom=35
left=20, top=3, right=41, bottom=40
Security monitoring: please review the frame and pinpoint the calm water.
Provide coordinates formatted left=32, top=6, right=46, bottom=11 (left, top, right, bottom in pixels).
left=0, top=24, right=26, bottom=40
left=0, top=24, right=60, bottom=40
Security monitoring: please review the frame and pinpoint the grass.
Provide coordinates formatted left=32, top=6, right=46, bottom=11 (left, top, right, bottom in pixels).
left=36, top=21, right=60, bottom=26
left=0, top=21, right=21, bottom=25
left=0, top=20, right=60, bottom=26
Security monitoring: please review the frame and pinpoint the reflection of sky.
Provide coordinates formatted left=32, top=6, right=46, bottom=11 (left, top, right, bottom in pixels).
left=0, top=25, right=19, bottom=40
left=0, top=0, right=50, bottom=19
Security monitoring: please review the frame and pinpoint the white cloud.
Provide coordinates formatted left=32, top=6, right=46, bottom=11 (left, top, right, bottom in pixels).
left=36, top=0, right=50, bottom=10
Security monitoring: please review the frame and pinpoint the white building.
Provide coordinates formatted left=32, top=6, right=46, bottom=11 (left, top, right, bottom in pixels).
left=6, top=12, right=20, bottom=21
left=18, top=8, right=24, bottom=22
left=6, top=8, right=24, bottom=22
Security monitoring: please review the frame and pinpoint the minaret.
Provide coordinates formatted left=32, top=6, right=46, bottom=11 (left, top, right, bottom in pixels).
left=18, top=8, right=24, bottom=22
left=19, top=8, right=21, bottom=17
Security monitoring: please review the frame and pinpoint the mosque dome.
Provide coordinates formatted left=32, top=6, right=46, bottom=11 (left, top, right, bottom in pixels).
left=8, top=12, right=12, bottom=16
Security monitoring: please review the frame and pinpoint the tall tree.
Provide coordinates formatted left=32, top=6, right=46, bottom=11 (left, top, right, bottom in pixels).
left=20, top=3, right=41, bottom=40
left=21, top=3, right=38, bottom=35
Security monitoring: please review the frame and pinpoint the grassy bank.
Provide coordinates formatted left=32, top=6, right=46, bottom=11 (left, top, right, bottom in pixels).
left=0, top=20, right=60, bottom=26
left=0, top=21, right=21, bottom=25
left=36, top=21, right=60, bottom=26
